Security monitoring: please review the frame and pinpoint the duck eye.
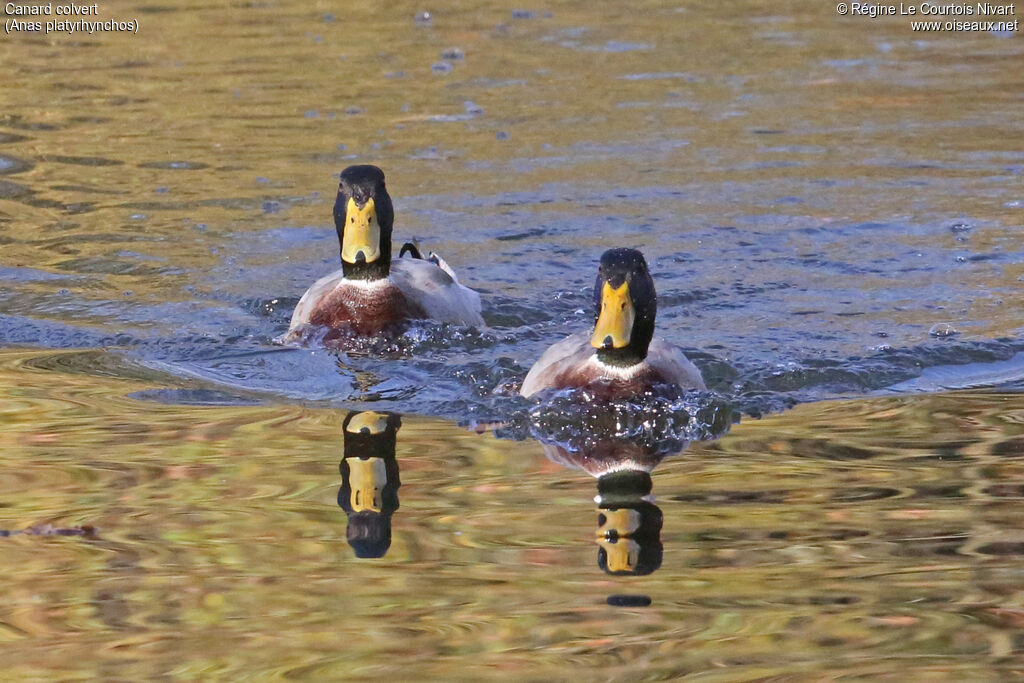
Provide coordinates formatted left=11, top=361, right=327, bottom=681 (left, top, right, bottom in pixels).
left=350, top=216, right=355, bottom=223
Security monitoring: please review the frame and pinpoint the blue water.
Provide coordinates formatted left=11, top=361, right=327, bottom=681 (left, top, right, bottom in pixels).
left=1, top=200, right=1020, bottom=434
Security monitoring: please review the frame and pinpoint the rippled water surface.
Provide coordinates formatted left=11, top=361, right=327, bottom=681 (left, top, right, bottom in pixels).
left=6, top=353, right=1024, bottom=678
left=2, top=0, right=1023, bottom=677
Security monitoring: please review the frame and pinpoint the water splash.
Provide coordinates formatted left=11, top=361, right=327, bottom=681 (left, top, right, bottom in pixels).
left=496, top=386, right=736, bottom=448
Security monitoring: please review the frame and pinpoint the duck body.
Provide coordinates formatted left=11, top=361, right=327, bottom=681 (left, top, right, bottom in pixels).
left=521, top=331, right=704, bottom=399
left=520, top=248, right=705, bottom=399
left=284, top=164, right=483, bottom=344
left=288, top=256, right=483, bottom=340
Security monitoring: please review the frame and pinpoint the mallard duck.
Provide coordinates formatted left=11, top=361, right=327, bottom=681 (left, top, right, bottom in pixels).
left=285, top=165, right=483, bottom=342
left=520, top=248, right=705, bottom=398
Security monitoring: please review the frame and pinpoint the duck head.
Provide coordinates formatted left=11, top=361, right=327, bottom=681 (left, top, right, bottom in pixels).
left=334, top=165, right=395, bottom=281
left=339, top=410, right=402, bottom=558
left=591, top=248, right=656, bottom=368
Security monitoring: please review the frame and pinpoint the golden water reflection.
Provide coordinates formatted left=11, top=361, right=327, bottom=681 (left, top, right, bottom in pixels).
left=6, top=361, right=1024, bottom=677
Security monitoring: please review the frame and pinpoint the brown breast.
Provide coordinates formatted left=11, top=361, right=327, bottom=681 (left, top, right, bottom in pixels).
left=550, top=362, right=669, bottom=400
left=308, top=281, right=427, bottom=337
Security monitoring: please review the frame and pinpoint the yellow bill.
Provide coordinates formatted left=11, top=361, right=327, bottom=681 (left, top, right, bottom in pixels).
left=598, top=538, right=641, bottom=573
left=591, top=280, right=635, bottom=349
left=348, top=457, right=388, bottom=512
left=341, top=197, right=381, bottom=264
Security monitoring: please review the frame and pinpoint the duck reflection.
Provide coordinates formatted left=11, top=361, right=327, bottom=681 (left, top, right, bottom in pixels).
left=539, top=435, right=686, bottom=576
left=339, top=411, right=402, bottom=558
left=595, top=469, right=663, bottom=576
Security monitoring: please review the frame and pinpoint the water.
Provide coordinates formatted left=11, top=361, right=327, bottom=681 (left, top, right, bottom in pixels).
left=4, top=354, right=1024, bottom=678
left=1, top=0, right=1023, bottom=676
